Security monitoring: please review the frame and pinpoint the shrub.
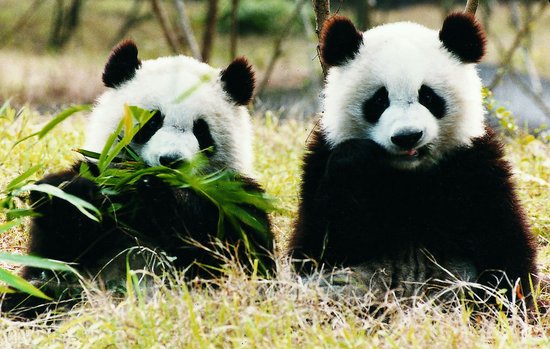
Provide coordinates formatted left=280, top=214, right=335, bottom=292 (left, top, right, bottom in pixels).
left=218, top=0, right=298, bottom=35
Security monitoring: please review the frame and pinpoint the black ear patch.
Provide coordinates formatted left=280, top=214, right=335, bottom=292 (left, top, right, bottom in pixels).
left=220, top=57, right=255, bottom=105
left=439, top=12, right=486, bottom=63
left=320, top=15, right=363, bottom=67
left=102, top=39, right=142, bottom=88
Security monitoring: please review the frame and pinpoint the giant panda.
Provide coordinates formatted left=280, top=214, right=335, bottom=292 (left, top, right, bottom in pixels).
left=289, top=13, right=538, bottom=304
left=3, top=40, right=274, bottom=317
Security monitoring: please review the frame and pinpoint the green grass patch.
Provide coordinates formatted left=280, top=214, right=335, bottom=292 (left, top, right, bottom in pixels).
left=0, top=105, right=549, bottom=346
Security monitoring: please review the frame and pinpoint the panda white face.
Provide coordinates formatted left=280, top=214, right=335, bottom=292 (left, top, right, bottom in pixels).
left=320, top=14, right=487, bottom=170
left=84, top=41, right=255, bottom=175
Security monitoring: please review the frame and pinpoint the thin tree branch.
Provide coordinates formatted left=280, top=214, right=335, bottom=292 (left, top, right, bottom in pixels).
left=255, top=0, right=308, bottom=98
left=174, top=0, right=202, bottom=60
left=201, top=0, right=219, bottom=63
left=488, top=2, right=546, bottom=90
left=312, top=0, right=330, bottom=77
left=110, top=0, right=147, bottom=47
left=508, top=70, right=550, bottom=121
left=229, top=0, right=240, bottom=60
left=464, top=0, right=479, bottom=15
left=151, top=0, right=180, bottom=54
left=0, top=0, right=44, bottom=47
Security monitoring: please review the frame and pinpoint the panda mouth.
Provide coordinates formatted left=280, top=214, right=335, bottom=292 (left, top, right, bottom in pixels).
left=390, top=145, right=429, bottom=161
left=400, top=149, right=419, bottom=157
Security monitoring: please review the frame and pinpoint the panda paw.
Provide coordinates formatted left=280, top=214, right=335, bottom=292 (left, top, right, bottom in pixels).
left=326, top=139, right=384, bottom=178
left=136, top=174, right=174, bottom=202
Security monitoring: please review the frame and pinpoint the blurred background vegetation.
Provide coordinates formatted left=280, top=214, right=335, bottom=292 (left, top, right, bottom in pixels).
left=0, top=0, right=548, bottom=128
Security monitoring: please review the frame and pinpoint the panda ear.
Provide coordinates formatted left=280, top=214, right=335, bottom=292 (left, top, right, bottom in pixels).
left=102, top=39, right=142, bottom=88
left=220, top=57, right=255, bottom=105
left=320, top=15, right=363, bottom=67
left=439, top=12, right=486, bottom=63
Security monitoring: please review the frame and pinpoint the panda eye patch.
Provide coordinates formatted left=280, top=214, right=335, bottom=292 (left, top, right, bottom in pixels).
left=133, top=110, right=165, bottom=144
left=362, top=87, right=389, bottom=123
left=193, top=118, right=215, bottom=156
left=418, top=85, right=446, bottom=119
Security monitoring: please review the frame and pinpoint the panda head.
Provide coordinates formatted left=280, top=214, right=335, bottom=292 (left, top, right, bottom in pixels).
left=320, top=13, right=487, bottom=170
left=84, top=40, right=256, bottom=175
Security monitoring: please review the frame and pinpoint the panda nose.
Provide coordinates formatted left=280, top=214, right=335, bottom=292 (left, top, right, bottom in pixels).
left=159, top=154, right=186, bottom=168
left=391, top=131, right=423, bottom=149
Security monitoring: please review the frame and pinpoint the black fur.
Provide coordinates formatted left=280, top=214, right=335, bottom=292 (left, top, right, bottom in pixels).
left=363, top=87, right=390, bottom=123
left=220, top=57, right=255, bottom=105
left=290, top=128, right=538, bottom=303
left=418, top=85, right=446, bottom=119
left=193, top=118, right=216, bottom=154
left=3, top=161, right=274, bottom=318
left=133, top=110, right=164, bottom=144
left=439, top=12, right=486, bottom=64
left=320, top=16, right=363, bottom=67
left=102, top=39, right=142, bottom=88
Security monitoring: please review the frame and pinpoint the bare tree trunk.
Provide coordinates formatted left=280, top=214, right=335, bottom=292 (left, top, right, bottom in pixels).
left=354, top=0, right=372, bottom=30
left=202, top=0, right=219, bottom=63
left=255, top=0, right=308, bottom=98
left=464, top=0, right=479, bottom=15
left=312, top=0, right=330, bottom=77
left=0, top=0, right=44, bottom=47
left=151, top=0, right=180, bottom=54
left=111, top=0, right=147, bottom=47
left=229, top=0, right=240, bottom=60
left=174, top=0, right=202, bottom=60
left=48, top=0, right=85, bottom=50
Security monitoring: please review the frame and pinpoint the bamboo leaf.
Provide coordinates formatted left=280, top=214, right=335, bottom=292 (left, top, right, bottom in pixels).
left=0, top=220, right=23, bottom=235
left=75, top=148, right=102, bottom=160
left=13, top=104, right=90, bottom=147
left=0, top=268, right=51, bottom=300
left=36, top=105, right=91, bottom=139
left=6, top=164, right=43, bottom=191
left=6, top=208, right=38, bottom=220
left=0, top=252, right=76, bottom=273
left=173, top=73, right=213, bottom=103
left=0, top=98, right=11, bottom=116
left=19, top=183, right=101, bottom=222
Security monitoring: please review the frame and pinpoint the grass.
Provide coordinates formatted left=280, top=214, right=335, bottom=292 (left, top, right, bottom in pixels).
left=0, top=105, right=549, bottom=347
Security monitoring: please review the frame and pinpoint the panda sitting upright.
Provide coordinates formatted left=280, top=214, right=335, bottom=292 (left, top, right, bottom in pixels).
left=290, top=13, right=537, bottom=304
left=5, top=40, right=274, bottom=316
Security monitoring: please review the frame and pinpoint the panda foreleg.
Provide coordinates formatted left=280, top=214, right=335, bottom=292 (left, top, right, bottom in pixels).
left=2, top=166, right=107, bottom=318
left=26, top=167, right=106, bottom=269
left=303, top=139, right=387, bottom=264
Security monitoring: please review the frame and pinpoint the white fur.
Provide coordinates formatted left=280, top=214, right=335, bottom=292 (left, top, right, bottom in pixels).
left=84, top=56, right=254, bottom=175
left=321, top=21, right=485, bottom=169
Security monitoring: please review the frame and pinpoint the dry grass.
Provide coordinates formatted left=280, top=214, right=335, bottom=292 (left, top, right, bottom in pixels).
left=0, top=50, right=105, bottom=106
left=0, top=106, right=549, bottom=347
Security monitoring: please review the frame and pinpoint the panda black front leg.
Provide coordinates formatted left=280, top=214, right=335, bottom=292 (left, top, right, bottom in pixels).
left=324, top=138, right=386, bottom=182
left=1, top=164, right=109, bottom=318
left=27, top=164, right=107, bottom=268
left=298, top=139, right=390, bottom=265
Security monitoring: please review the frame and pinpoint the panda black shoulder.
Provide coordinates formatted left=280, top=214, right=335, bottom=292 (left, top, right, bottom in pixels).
left=290, top=128, right=331, bottom=260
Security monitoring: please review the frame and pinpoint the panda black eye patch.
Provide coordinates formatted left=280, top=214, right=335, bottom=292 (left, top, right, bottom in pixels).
left=133, top=110, right=165, bottom=144
left=418, top=85, right=446, bottom=119
left=193, top=118, right=215, bottom=155
left=362, top=87, right=390, bottom=123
